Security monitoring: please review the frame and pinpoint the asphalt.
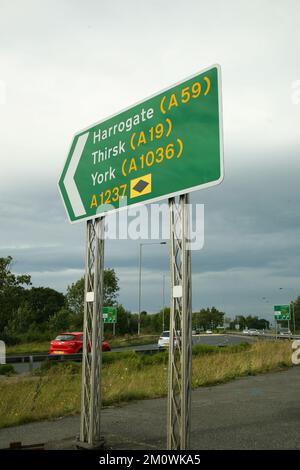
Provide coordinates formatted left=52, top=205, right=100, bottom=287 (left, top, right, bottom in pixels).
left=1, top=366, right=299, bottom=450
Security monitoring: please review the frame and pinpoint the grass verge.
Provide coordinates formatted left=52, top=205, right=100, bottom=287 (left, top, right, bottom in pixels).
left=0, top=341, right=292, bottom=428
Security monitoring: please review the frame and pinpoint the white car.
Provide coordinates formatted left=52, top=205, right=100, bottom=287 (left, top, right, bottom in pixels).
left=248, top=329, right=261, bottom=336
left=206, top=329, right=213, bottom=334
left=158, top=331, right=170, bottom=349
left=158, top=331, right=180, bottom=349
left=243, top=329, right=249, bottom=335
left=278, top=328, right=291, bottom=339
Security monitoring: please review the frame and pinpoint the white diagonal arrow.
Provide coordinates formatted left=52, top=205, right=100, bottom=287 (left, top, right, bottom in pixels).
left=63, top=132, right=89, bottom=218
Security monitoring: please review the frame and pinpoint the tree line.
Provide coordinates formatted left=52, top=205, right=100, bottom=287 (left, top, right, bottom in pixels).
left=228, top=315, right=270, bottom=330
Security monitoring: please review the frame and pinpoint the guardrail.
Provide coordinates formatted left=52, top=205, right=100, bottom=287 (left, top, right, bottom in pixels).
left=226, top=331, right=300, bottom=340
left=6, top=352, right=83, bottom=365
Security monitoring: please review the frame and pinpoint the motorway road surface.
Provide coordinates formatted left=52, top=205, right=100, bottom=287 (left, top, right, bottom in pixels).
left=1, top=366, right=299, bottom=449
left=11, top=334, right=257, bottom=374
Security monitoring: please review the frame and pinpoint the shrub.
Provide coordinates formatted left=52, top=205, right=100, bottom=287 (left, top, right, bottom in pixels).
left=102, top=350, right=137, bottom=365
left=192, top=344, right=220, bottom=356
left=34, top=360, right=81, bottom=376
left=0, top=364, right=15, bottom=376
left=225, top=342, right=251, bottom=353
left=138, top=351, right=168, bottom=367
left=0, top=332, right=22, bottom=346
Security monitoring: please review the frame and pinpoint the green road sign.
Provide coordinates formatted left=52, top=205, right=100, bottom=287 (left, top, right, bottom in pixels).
left=58, top=65, right=223, bottom=223
left=103, top=306, right=117, bottom=324
left=274, top=305, right=290, bottom=320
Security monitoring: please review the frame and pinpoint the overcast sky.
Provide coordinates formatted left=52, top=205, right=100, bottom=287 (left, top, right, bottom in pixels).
left=0, top=0, right=299, bottom=322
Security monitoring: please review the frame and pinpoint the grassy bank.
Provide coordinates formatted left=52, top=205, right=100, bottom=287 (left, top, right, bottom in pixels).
left=6, top=341, right=51, bottom=356
left=0, top=341, right=292, bottom=428
left=6, top=335, right=159, bottom=356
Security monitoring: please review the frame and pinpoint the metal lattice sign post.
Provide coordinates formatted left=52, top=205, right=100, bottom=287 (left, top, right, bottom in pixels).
left=79, top=218, right=104, bottom=448
left=167, top=194, right=192, bottom=449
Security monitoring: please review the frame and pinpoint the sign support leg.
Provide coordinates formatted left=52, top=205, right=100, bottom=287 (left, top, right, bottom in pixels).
left=79, top=217, right=105, bottom=448
left=167, top=194, right=192, bottom=450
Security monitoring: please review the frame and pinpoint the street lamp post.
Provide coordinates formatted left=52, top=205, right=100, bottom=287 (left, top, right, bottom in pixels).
left=138, top=241, right=167, bottom=335
left=291, top=301, right=296, bottom=335
left=138, top=244, right=142, bottom=336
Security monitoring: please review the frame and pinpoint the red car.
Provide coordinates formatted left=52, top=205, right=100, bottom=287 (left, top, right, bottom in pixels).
left=49, top=332, right=111, bottom=355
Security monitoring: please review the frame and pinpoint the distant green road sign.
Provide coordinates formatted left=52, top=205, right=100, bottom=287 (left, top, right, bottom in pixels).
left=58, top=65, right=223, bottom=223
left=103, top=306, right=117, bottom=324
left=274, top=305, right=290, bottom=320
